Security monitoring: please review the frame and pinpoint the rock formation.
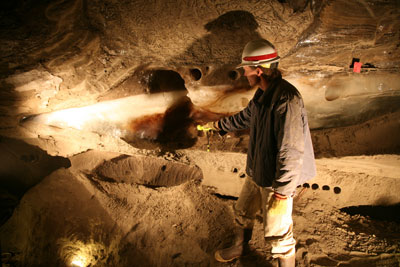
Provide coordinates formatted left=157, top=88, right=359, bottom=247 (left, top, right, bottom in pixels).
left=1, top=0, right=399, bottom=266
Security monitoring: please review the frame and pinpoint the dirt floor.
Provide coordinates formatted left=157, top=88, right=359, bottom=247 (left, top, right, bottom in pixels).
left=1, top=147, right=399, bottom=267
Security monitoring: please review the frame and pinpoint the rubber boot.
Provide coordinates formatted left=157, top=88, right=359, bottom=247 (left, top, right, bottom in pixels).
left=214, top=228, right=252, bottom=262
left=278, top=254, right=295, bottom=267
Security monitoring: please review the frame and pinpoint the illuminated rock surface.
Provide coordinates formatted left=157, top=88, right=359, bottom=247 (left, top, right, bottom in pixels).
left=0, top=0, right=399, bottom=266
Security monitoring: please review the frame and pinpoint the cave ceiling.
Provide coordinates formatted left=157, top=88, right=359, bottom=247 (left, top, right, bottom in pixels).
left=0, top=0, right=399, bottom=154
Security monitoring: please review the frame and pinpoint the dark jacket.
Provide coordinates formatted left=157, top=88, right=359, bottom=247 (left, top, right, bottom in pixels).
left=218, top=76, right=316, bottom=196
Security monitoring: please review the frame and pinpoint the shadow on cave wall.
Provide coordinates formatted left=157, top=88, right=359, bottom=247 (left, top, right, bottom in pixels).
left=0, top=137, right=71, bottom=226
left=175, top=10, right=262, bottom=66
left=129, top=10, right=262, bottom=151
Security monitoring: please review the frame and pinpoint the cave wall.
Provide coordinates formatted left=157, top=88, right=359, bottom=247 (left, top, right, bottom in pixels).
left=0, top=0, right=399, bottom=154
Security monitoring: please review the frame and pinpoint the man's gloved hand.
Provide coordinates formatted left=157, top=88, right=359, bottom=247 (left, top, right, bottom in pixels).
left=197, top=121, right=220, bottom=132
left=267, top=192, right=289, bottom=216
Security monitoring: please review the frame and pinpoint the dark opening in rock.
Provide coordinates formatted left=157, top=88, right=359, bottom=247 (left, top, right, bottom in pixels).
left=214, top=193, right=238, bottom=201
left=228, top=70, right=239, bottom=80
left=333, top=187, right=341, bottom=194
left=361, top=63, right=376, bottom=68
left=148, top=70, right=186, bottom=93
left=340, top=204, right=400, bottom=222
left=189, top=68, right=202, bottom=81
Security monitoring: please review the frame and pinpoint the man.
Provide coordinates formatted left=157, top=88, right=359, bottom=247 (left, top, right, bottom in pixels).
left=209, top=39, right=316, bottom=267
